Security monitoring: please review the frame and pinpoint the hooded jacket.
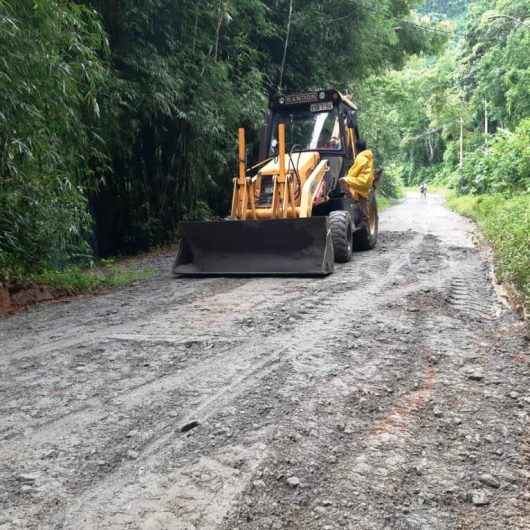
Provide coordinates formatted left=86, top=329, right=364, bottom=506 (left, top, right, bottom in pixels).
left=343, top=149, right=375, bottom=199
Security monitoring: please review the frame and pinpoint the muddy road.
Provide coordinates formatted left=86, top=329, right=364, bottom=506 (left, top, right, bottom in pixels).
left=1, top=194, right=528, bottom=529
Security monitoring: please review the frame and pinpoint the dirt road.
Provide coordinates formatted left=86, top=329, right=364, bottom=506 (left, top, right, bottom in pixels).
left=1, top=193, right=528, bottom=529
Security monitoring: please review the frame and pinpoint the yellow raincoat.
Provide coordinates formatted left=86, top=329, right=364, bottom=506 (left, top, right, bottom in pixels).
left=343, top=149, right=375, bottom=199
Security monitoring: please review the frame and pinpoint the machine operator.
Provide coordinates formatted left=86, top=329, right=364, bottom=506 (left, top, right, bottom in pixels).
left=340, top=139, right=375, bottom=220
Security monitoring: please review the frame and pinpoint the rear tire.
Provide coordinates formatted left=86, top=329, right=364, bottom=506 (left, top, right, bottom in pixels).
left=352, top=193, right=378, bottom=251
left=329, top=211, right=353, bottom=263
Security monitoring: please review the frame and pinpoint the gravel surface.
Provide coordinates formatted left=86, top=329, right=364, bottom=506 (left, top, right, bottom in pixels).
left=0, top=193, right=528, bottom=529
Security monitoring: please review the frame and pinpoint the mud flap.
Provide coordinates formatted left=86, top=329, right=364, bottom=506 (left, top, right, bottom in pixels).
left=173, top=217, right=335, bottom=276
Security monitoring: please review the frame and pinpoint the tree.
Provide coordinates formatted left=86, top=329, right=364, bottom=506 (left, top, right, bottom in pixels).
left=0, top=0, right=108, bottom=278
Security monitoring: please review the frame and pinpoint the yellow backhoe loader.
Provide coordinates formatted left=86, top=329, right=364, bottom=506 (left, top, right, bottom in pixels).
left=173, top=89, right=379, bottom=276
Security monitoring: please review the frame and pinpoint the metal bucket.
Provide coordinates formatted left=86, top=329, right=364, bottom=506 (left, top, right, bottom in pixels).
left=173, top=217, right=334, bottom=276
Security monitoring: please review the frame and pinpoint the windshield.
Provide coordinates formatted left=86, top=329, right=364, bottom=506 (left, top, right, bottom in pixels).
left=269, top=110, right=342, bottom=155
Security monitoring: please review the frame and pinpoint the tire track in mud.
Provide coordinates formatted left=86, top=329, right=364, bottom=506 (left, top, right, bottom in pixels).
left=36, top=234, right=429, bottom=529
left=221, top=302, right=453, bottom=529
left=222, top=202, right=527, bottom=530
left=56, top=232, right=476, bottom=528
left=0, top=231, right=421, bottom=440
left=0, top=277, right=250, bottom=364
left=1, top=228, right=431, bottom=528
left=0, top=195, right=528, bottom=530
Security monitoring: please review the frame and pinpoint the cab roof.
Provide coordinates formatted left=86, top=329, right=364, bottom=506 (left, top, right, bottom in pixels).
left=270, top=89, right=358, bottom=111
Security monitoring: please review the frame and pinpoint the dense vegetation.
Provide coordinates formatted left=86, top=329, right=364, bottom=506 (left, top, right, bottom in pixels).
left=359, top=0, right=529, bottom=187
left=418, top=0, right=469, bottom=19
left=0, top=1, right=108, bottom=280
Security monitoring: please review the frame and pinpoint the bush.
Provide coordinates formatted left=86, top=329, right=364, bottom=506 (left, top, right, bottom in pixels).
left=0, top=177, right=93, bottom=282
left=453, top=118, right=530, bottom=195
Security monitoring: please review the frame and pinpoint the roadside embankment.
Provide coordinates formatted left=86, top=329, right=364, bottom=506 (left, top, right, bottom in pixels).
left=0, top=262, right=155, bottom=316
left=447, top=192, right=530, bottom=319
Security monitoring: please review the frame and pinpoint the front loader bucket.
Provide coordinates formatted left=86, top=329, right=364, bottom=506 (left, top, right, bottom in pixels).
left=173, top=217, right=334, bottom=276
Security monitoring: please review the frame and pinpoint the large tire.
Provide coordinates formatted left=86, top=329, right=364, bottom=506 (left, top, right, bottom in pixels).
left=352, top=192, right=378, bottom=251
left=329, top=210, right=353, bottom=263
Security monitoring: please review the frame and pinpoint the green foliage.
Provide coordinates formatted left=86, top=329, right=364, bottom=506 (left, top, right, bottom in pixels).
left=451, top=118, right=530, bottom=194
left=34, top=265, right=154, bottom=294
left=447, top=193, right=530, bottom=311
left=356, top=51, right=458, bottom=185
left=0, top=0, right=108, bottom=281
left=361, top=0, right=529, bottom=186
left=379, top=163, right=404, bottom=198
left=461, top=0, right=530, bottom=131
left=84, top=0, right=272, bottom=254
left=377, top=195, right=397, bottom=212
left=0, top=177, right=93, bottom=281
left=419, top=0, right=471, bottom=20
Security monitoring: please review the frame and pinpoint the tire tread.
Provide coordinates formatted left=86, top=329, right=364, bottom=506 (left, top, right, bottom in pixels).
left=329, top=211, right=353, bottom=263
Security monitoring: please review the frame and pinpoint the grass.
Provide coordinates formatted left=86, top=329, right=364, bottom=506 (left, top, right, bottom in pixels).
left=33, top=263, right=155, bottom=295
left=447, top=192, right=530, bottom=315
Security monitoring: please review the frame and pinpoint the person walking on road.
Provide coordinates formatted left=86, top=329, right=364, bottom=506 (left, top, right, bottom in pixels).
left=420, top=182, right=427, bottom=198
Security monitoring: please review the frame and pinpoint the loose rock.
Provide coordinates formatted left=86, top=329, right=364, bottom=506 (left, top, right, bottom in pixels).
left=467, top=368, right=484, bottom=381
left=478, top=474, right=500, bottom=489
left=286, top=477, right=300, bottom=488
left=470, top=489, right=490, bottom=506
left=17, top=474, right=38, bottom=484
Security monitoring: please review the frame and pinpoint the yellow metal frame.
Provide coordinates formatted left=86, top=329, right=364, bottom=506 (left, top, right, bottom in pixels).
left=271, top=124, right=297, bottom=219
left=230, top=123, right=330, bottom=221
left=299, top=160, right=329, bottom=218
left=231, top=128, right=257, bottom=220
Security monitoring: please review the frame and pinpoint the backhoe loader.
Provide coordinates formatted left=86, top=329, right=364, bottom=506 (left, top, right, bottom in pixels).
left=173, top=89, right=379, bottom=276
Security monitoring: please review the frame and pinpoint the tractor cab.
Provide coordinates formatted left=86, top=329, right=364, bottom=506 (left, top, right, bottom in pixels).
left=266, top=89, right=359, bottom=158
left=252, top=90, right=360, bottom=214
